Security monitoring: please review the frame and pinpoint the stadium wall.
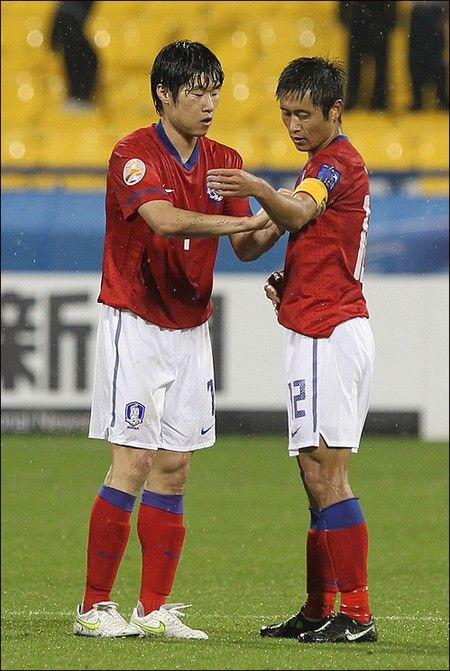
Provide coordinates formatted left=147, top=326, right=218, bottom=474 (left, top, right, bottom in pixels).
left=1, top=186, right=449, bottom=441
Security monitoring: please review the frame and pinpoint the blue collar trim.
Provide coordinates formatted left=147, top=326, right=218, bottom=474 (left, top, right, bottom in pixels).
left=156, top=121, right=199, bottom=170
left=330, top=134, right=348, bottom=144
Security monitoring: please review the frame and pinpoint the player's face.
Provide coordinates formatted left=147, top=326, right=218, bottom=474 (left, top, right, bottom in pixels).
left=279, top=91, right=339, bottom=154
left=164, top=82, right=221, bottom=138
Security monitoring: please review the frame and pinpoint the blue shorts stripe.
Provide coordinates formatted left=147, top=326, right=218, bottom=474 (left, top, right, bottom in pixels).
left=110, top=309, right=122, bottom=428
left=312, top=338, right=318, bottom=433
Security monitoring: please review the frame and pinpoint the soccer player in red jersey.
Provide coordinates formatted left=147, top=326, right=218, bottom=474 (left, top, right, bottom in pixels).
left=207, top=56, right=378, bottom=644
left=73, top=40, right=269, bottom=639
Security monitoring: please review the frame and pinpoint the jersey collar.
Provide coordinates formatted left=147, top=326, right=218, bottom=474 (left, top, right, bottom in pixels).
left=329, top=134, right=348, bottom=144
left=156, top=121, right=199, bottom=170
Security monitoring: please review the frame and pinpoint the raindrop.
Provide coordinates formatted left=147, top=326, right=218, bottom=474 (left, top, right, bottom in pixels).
left=9, top=141, right=25, bottom=159
left=231, top=30, right=248, bottom=49
left=27, top=29, right=43, bottom=47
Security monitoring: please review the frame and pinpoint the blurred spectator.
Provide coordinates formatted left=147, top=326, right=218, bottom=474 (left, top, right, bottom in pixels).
left=339, top=1, right=397, bottom=110
left=408, top=1, right=449, bottom=111
left=50, top=1, right=98, bottom=112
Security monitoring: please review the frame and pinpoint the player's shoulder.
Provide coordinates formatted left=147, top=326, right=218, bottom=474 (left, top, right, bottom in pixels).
left=338, top=136, right=366, bottom=165
left=111, top=124, right=156, bottom=157
left=320, top=135, right=364, bottom=165
left=304, top=136, right=368, bottom=193
left=309, top=136, right=367, bottom=182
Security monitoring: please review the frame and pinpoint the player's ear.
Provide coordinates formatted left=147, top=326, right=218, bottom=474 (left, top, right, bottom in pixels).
left=156, top=84, right=171, bottom=107
left=330, top=99, right=343, bottom=122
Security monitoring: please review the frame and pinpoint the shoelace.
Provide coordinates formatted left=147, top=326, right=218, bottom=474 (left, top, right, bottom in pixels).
left=95, top=601, right=119, bottom=611
left=160, top=604, right=201, bottom=635
left=93, top=602, right=134, bottom=633
left=162, top=603, right=192, bottom=619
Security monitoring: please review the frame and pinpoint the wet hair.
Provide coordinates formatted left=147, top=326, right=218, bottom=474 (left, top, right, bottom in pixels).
left=150, top=40, right=224, bottom=115
left=276, top=56, right=346, bottom=118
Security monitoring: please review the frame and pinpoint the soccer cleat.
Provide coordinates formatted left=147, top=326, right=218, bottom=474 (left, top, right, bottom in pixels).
left=74, top=601, right=142, bottom=637
left=130, top=602, right=208, bottom=639
left=260, top=606, right=333, bottom=638
left=297, top=612, right=378, bottom=643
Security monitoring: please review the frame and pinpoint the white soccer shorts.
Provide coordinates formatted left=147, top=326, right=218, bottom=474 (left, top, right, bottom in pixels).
left=283, top=317, right=375, bottom=454
left=89, top=305, right=216, bottom=451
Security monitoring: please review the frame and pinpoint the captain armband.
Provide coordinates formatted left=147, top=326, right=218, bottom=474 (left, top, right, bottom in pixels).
left=293, top=178, right=328, bottom=207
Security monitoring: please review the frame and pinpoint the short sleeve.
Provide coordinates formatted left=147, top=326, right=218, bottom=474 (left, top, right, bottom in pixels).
left=303, top=154, right=351, bottom=204
left=108, top=149, right=173, bottom=220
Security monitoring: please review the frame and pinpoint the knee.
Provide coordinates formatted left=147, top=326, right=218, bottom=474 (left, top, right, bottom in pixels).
left=117, top=450, right=153, bottom=492
left=168, top=459, right=190, bottom=492
left=154, top=456, right=190, bottom=494
left=300, top=459, right=350, bottom=506
left=300, top=461, right=324, bottom=499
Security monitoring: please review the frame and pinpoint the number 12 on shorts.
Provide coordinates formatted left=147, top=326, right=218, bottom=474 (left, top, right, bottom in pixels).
left=288, top=379, right=306, bottom=419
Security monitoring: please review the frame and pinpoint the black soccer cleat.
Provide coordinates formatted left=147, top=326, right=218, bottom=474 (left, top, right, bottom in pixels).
left=260, top=607, right=333, bottom=638
left=297, top=612, right=378, bottom=643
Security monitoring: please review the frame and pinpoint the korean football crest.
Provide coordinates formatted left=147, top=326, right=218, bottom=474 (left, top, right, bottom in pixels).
left=125, top=401, right=145, bottom=428
left=206, top=184, right=223, bottom=202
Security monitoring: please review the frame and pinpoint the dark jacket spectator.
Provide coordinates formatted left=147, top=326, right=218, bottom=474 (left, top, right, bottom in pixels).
left=408, top=1, right=449, bottom=110
left=50, top=1, right=98, bottom=111
left=339, top=1, right=397, bottom=110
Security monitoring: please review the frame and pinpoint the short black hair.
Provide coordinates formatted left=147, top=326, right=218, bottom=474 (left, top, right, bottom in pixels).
left=276, top=56, right=346, bottom=118
left=150, top=40, right=224, bottom=115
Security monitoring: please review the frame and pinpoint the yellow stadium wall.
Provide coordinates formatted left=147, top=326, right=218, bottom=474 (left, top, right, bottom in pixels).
left=2, top=0, right=449, bottom=182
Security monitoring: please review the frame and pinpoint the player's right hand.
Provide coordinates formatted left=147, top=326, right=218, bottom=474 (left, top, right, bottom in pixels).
left=264, top=270, right=284, bottom=313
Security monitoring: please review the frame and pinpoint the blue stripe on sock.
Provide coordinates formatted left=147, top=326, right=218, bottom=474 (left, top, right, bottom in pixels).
left=99, top=485, right=136, bottom=512
left=141, top=490, right=184, bottom=515
left=310, top=497, right=365, bottom=530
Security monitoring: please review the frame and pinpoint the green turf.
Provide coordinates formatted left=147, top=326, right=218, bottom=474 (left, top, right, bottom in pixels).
left=1, top=433, right=448, bottom=670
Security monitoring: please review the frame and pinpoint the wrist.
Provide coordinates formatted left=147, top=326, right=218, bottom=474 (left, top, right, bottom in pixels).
left=256, top=178, right=276, bottom=203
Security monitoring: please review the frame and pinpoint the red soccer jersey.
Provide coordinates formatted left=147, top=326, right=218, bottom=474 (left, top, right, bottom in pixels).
left=278, top=135, right=370, bottom=338
left=98, top=121, right=251, bottom=328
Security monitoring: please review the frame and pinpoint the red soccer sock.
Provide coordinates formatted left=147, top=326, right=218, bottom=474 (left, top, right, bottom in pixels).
left=303, top=508, right=338, bottom=619
left=340, top=586, right=371, bottom=622
left=82, top=486, right=135, bottom=613
left=137, top=490, right=186, bottom=615
left=320, top=498, right=371, bottom=623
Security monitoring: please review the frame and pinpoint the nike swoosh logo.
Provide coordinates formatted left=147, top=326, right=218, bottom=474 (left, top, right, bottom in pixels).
left=201, top=425, right=214, bottom=435
left=345, top=626, right=374, bottom=641
left=133, top=620, right=165, bottom=634
left=164, top=188, right=175, bottom=193
left=76, top=616, right=101, bottom=631
left=291, top=428, right=300, bottom=437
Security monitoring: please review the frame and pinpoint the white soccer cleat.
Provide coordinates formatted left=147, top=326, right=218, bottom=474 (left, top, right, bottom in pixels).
left=74, top=601, right=142, bottom=637
left=130, top=601, right=209, bottom=639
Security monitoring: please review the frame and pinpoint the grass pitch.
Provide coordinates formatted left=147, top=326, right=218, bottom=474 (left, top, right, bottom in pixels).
left=1, top=433, right=448, bottom=670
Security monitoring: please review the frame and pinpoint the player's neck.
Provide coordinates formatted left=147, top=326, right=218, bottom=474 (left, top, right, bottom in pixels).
left=160, top=119, right=198, bottom=164
left=309, top=125, right=343, bottom=157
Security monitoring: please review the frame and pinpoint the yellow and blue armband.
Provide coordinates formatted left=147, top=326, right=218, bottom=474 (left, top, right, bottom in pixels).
left=293, top=177, right=328, bottom=207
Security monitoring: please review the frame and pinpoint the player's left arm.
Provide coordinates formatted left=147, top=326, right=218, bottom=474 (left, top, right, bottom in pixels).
left=228, top=191, right=294, bottom=260
left=207, top=169, right=326, bottom=232
left=229, top=218, right=284, bottom=261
